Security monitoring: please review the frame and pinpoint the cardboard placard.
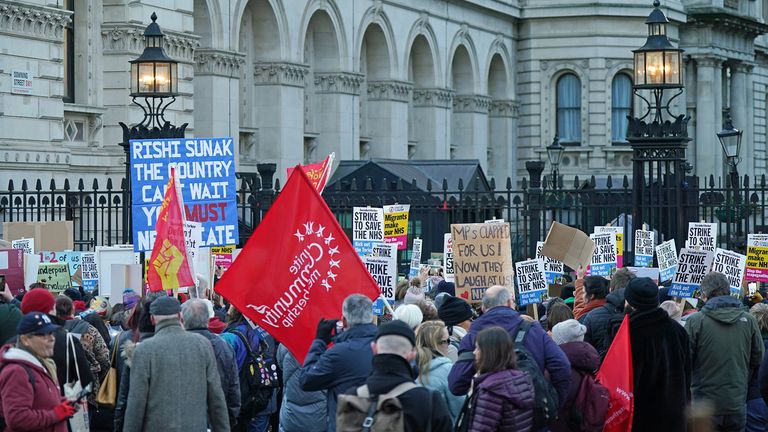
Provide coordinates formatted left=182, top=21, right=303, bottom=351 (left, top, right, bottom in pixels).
left=712, top=248, right=747, bottom=296
left=746, top=234, right=768, bottom=282
left=589, top=233, right=617, bottom=277
left=656, top=239, right=678, bottom=282
left=3, top=221, right=74, bottom=252
left=634, top=229, right=656, bottom=267
left=515, top=258, right=547, bottom=306
left=408, top=238, right=423, bottom=278
left=96, top=245, right=138, bottom=299
left=0, top=249, right=25, bottom=296
left=686, top=222, right=717, bottom=252
left=383, top=204, right=410, bottom=250
left=626, top=267, right=660, bottom=284
left=37, top=263, right=72, bottom=293
left=536, top=241, right=564, bottom=284
left=451, top=223, right=514, bottom=303
left=541, top=222, right=595, bottom=270
left=670, top=249, right=714, bottom=298
left=12, top=238, right=35, bottom=255
left=443, top=233, right=455, bottom=283
left=39, top=251, right=82, bottom=286
left=352, top=207, right=385, bottom=256
left=594, top=226, right=624, bottom=268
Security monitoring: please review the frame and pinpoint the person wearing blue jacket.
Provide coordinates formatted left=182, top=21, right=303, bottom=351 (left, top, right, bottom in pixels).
left=276, top=344, right=326, bottom=432
left=298, top=294, right=377, bottom=432
left=447, top=285, right=571, bottom=405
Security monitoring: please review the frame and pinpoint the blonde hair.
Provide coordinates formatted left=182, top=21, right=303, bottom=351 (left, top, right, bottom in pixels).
left=415, top=320, right=447, bottom=385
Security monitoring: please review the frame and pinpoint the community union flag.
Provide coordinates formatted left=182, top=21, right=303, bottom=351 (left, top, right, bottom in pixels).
left=147, top=168, right=195, bottom=292
left=596, top=315, right=634, bottom=432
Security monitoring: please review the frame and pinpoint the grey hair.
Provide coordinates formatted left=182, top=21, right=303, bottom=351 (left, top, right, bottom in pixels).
left=482, top=286, right=511, bottom=311
left=376, top=335, right=414, bottom=357
left=342, top=294, right=373, bottom=326
left=181, top=299, right=210, bottom=330
left=750, top=303, right=768, bottom=332
left=700, top=272, right=731, bottom=299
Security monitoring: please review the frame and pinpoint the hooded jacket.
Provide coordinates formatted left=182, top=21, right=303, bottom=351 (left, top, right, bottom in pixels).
left=582, top=288, right=625, bottom=360
left=447, top=306, right=571, bottom=404
left=0, top=303, right=21, bottom=344
left=345, top=353, right=453, bottom=432
left=469, top=369, right=535, bottom=432
left=550, top=341, right=601, bottom=432
left=418, top=355, right=466, bottom=423
left=299, top=323, right=377, bottom=432
left=686, top=295, right=764, bottom=416
left=0, top=345, right=68, bottom=432
left=631, top=307, right=691, bottom=432
left=277, top=344, right=327, bottom=432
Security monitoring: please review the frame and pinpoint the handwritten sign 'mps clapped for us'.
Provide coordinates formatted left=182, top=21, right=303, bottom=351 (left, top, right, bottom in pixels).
left=130, top=137, right=238, bottom=252
left=451, top=223, right=514, bottom=304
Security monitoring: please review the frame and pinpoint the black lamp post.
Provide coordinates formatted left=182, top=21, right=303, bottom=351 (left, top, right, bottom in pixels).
left=546, top=136, right=565, bottom=189
left=717, top=111, right=742, bottom=186
left=119, top=13, right=188, bottom=243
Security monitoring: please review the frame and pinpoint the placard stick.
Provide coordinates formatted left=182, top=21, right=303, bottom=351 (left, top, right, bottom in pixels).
left=380, top=295, right=395, bottom=315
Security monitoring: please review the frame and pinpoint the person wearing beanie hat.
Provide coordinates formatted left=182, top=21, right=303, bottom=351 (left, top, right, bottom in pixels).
left=435, top=280, right=456, bottom=297
left=63, top=288, right=82, bottom=302
left=392, top=304, right=423, bottom=331
left=685, top=272, right=764, bottom=430
left=339, top=319, right=453, bottom=432
left=622, top=277, right=691, bottom=431
left=437, top=296, right=473, bottom=362
left=0, top=312, right=78, bottom=432
left=21, top=288, right=56, bottom=315
left=403, top=289, right=425, bottom=305
left=660, top=300, right=683, bottom=325
left=123, top=294, right=229, bottom=432
left=123, top=289, right=141, bottom=310
left=548, top=319, right=603, bottom=432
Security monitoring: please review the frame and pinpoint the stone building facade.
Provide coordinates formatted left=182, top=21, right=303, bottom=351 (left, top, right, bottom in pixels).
left=0, top=0, right=766, bottom=187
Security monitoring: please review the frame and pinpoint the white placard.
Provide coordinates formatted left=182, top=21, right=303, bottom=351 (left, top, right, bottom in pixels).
left=686, top=222, right=717, bottom=252
left=670, top=248, right=714, bottom=298
left=408, top=238, right=423, bottom=278
left=184, top=221, right=203, bottom=275
left=712, top=248, right=747, bottom=296
left=634, top=229, right=655, bottom=267
left=12, top=238, right=35, bottom=255
left=515, top=258, right=547, bottom=306
left=536, top=241, right=563, bottom=284
left=352, top=207, right=385, bottom=256
left=96, top=245, right=138, bottom=299
left=80, top=252, right=99, bottom=291
left=443, top=233, right=455, bottom=283
left=363, top=249, right=397, bottom=303
left=656, top=239, right=678, bottom=282
left=589, top=233, right=617, bottom=277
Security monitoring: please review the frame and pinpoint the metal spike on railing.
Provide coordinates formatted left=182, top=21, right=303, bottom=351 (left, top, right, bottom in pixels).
left=274, top=178, right=281, bottom=192
left=606, top=175, right=613, bottom=189
left=744, top=174, right=750, bottom=189
left=381, top=178, right=388, bottom=191
left=506, top=177, right=512, bottom=190
left=64, top=179, right=71, bottom=191
left=35, top=179, right=42, bottom=191
left=411, top=179, right=418, bottom=190
left=623, top=175, right=629, bottom=189
left=521, top=178, right=528, bottom=190
left=762, top=174, right=766, bottom=188
left=573, top=176, right=579, bottom=189
left=49, top=179, right=56, bottom=190
left=442, top=178, right=448, bottom=192
left=458, top=178, right=464, bottom=192
left=106, top=178, right=113, bottom=190
left=92, top=179, right=99, bottom=190
left=7, top=179, right=13, bottom=192
left=118, top=178, right=125, bottom=191
left=589, top=176, right=596, bottom=188
left=708, top=175, right=715, bottom=188
left=489, top=177, right=496, bottom=191
left=426, top=179, right=433, bottom=192
left=350, top=178, right=358, bottom=192
left=21, top=179, right=28, bottom=191
left=365, top=177, right=373, bottom=191
left=77, top=179, right=85, bottom=191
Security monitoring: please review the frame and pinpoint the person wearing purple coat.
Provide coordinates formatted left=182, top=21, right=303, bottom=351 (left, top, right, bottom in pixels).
left=468, top=326, right=534, bottom=432
left=448, top=286, right=571, bottom=404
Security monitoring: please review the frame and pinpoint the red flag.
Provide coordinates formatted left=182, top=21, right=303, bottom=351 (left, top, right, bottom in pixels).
left=286, top=153, right=334, bottom=192
left=147, top=169, right=195, bottom=292
left=596, top=315, right=634, bottom=432
left=215, top=166, right=380, bottom=362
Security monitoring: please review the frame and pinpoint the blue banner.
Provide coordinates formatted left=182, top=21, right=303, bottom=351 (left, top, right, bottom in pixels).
left=518, top=289, right=547, bottom=307
left=660, top=265, right=678, bottom=282
left=635, top=254, right=653, bottom=267
left=669, top=282, right=697, bottom=298
left=130, top=138, right=238, bottom=252
left=590, top=263, right=614, bottom=278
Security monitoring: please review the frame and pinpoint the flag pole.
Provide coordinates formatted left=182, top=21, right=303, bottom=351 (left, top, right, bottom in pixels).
left=380, top=294, right=395, bottom=315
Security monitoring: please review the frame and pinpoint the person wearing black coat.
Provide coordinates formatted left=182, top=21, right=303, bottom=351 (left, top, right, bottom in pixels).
left=582, top=268, right=635, bottom=361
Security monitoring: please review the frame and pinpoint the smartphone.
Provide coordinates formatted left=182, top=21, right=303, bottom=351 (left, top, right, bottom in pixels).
left=0, top=274, right=5, bottom=286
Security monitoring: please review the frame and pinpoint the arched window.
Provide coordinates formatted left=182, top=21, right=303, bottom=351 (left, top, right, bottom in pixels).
left=612, top=73, right=633, bottom=143
left=556, top=73, right=581, bottom=144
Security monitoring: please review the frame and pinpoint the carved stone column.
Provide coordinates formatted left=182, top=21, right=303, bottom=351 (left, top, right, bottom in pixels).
left=488, top=99, right=519, bottom=181
left=412, top=88, right=453, bottom=159
left=313, top=72, right=365, bottom=160
left=693, top=56, right=725, bottom=177
left=452, top=94, right=492, bottom=169
left=365, top=80, right=413, bottom=159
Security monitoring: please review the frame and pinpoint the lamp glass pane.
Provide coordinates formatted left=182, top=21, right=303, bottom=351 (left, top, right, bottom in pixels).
left=664, top=51, right=681, bottom=85
left=130, top=63, right=138, bottom=94
left=138, top=62, right=155, bottom=94
left=634, top=53, right=645, bottom=85
left=646, top=51, right=664, bottom=85
left=170, top=63, right=178, bottom=94
left=155, top=63, right=170, bottom=93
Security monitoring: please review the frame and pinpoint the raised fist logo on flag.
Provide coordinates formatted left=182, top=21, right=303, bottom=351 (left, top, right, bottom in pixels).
left=215, top=166, right=380, bottom=363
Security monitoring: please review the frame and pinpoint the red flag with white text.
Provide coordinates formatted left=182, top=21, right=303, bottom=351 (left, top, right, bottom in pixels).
left=596, top=314, right=634, bottom=432
left=215, top=166, right=380, bottom=362
left=147, top=169, right=195, bottom=292
left=285, top=153, right=334, bottom=192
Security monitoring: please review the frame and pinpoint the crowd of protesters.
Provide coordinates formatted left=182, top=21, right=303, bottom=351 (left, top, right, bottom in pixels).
left=1, top=264, right=767, bottom=432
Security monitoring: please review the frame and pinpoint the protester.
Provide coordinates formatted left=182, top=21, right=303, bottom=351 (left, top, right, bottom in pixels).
left=123, top=296, right=229, bottom=432
left=438, top=295, right=473, bottom=362
left=686, top=272, right=763, bottom=431
left=0, top=312, right=77, bottom=432
left=436, top=280, right=456, bottom=297
left=623, top=277, right=691, bottom=431
left=338, top=320, right=453, bottom=431
left=581, top=267, right=635, bottom=359
left=548, top=319, right=607, bottom=431
left=404, top=278, right=426, bottom=305
left=393, top=304, right=423, bottom=330
left=468, top=326, right=534, bottom=432
left=55, top=296, right=110, bottom=386
left=394, top=279, right=410, bottom=308
left=573, top=274, right=609, bottom=321
left=415, top=320, right=465, bottom=422
left=546, top=302, right=574, bottom=335
left=660, top=300, right=684, bottom=325
left=21, top=287, right=94, bottom=396
left=0, top=283, right=22, bottom=344
left=182, top=299, right=241, bottom=428
left=299, top=294, right=377, bottom=432
left=83, top=296, right=112, bottom=346
left=417, top=299, right=439, bottom=321
left=448, top=285, right=571, bottom=407
left=748, top=303, right=768, bottom=431
left=277, top=343, right=327, bottom=432
left=221, top=306, right=278, bottom=432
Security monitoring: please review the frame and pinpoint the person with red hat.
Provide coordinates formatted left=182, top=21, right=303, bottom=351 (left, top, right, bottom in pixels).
left=0, top=312, right=79, bottom=431
left=20, top=288, right=93, bottom=397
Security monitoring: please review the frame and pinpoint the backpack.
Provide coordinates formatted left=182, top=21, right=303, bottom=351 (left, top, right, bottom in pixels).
left=228, top=329, right=279, bottom=418
left=453, top=386, right=479, bottom=432
left=336, top=381, right=420, bottom=432
left=513, top=321, right=560, bottom=429
left=0, top=362, right=35, bottom=430
left=64, top=319, right=91, bottom=340
left=568, top=372, right=610, bottom=432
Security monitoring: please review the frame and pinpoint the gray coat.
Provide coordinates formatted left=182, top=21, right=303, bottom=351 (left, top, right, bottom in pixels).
left=123, top=319, right=230, bottom=432
left=277, top=344, right=327, bottom=432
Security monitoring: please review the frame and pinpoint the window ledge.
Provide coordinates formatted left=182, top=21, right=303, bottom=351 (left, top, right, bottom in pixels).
left=64, top=103, right=107, bottom=115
